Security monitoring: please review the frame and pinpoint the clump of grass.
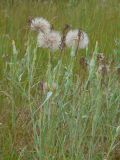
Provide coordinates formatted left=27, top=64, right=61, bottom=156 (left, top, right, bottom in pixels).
left=1, top=37, right=120, bottom=160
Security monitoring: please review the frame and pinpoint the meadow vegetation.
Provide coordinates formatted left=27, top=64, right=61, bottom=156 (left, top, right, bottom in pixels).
left=0, top=0, right=120, bottom=159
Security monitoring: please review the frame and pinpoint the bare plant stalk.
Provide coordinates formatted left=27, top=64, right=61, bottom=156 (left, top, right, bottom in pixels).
left=75, top=29, right=82, bottom=56
left=60, top=24, right=71, bottom=52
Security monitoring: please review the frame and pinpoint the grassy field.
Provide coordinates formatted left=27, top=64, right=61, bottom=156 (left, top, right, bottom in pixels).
left=0, top=0, right=120, bottom=160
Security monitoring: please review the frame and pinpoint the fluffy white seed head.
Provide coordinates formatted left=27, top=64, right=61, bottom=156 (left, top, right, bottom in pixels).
left=65, top=29, right=89, bottom=49
left=37, top=31, right=61, bottom=52
left=30, top=17, right=51, bottom=33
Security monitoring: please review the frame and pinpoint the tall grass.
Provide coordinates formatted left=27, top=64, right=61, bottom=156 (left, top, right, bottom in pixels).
left=0, top=0, right=120, bottom=160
